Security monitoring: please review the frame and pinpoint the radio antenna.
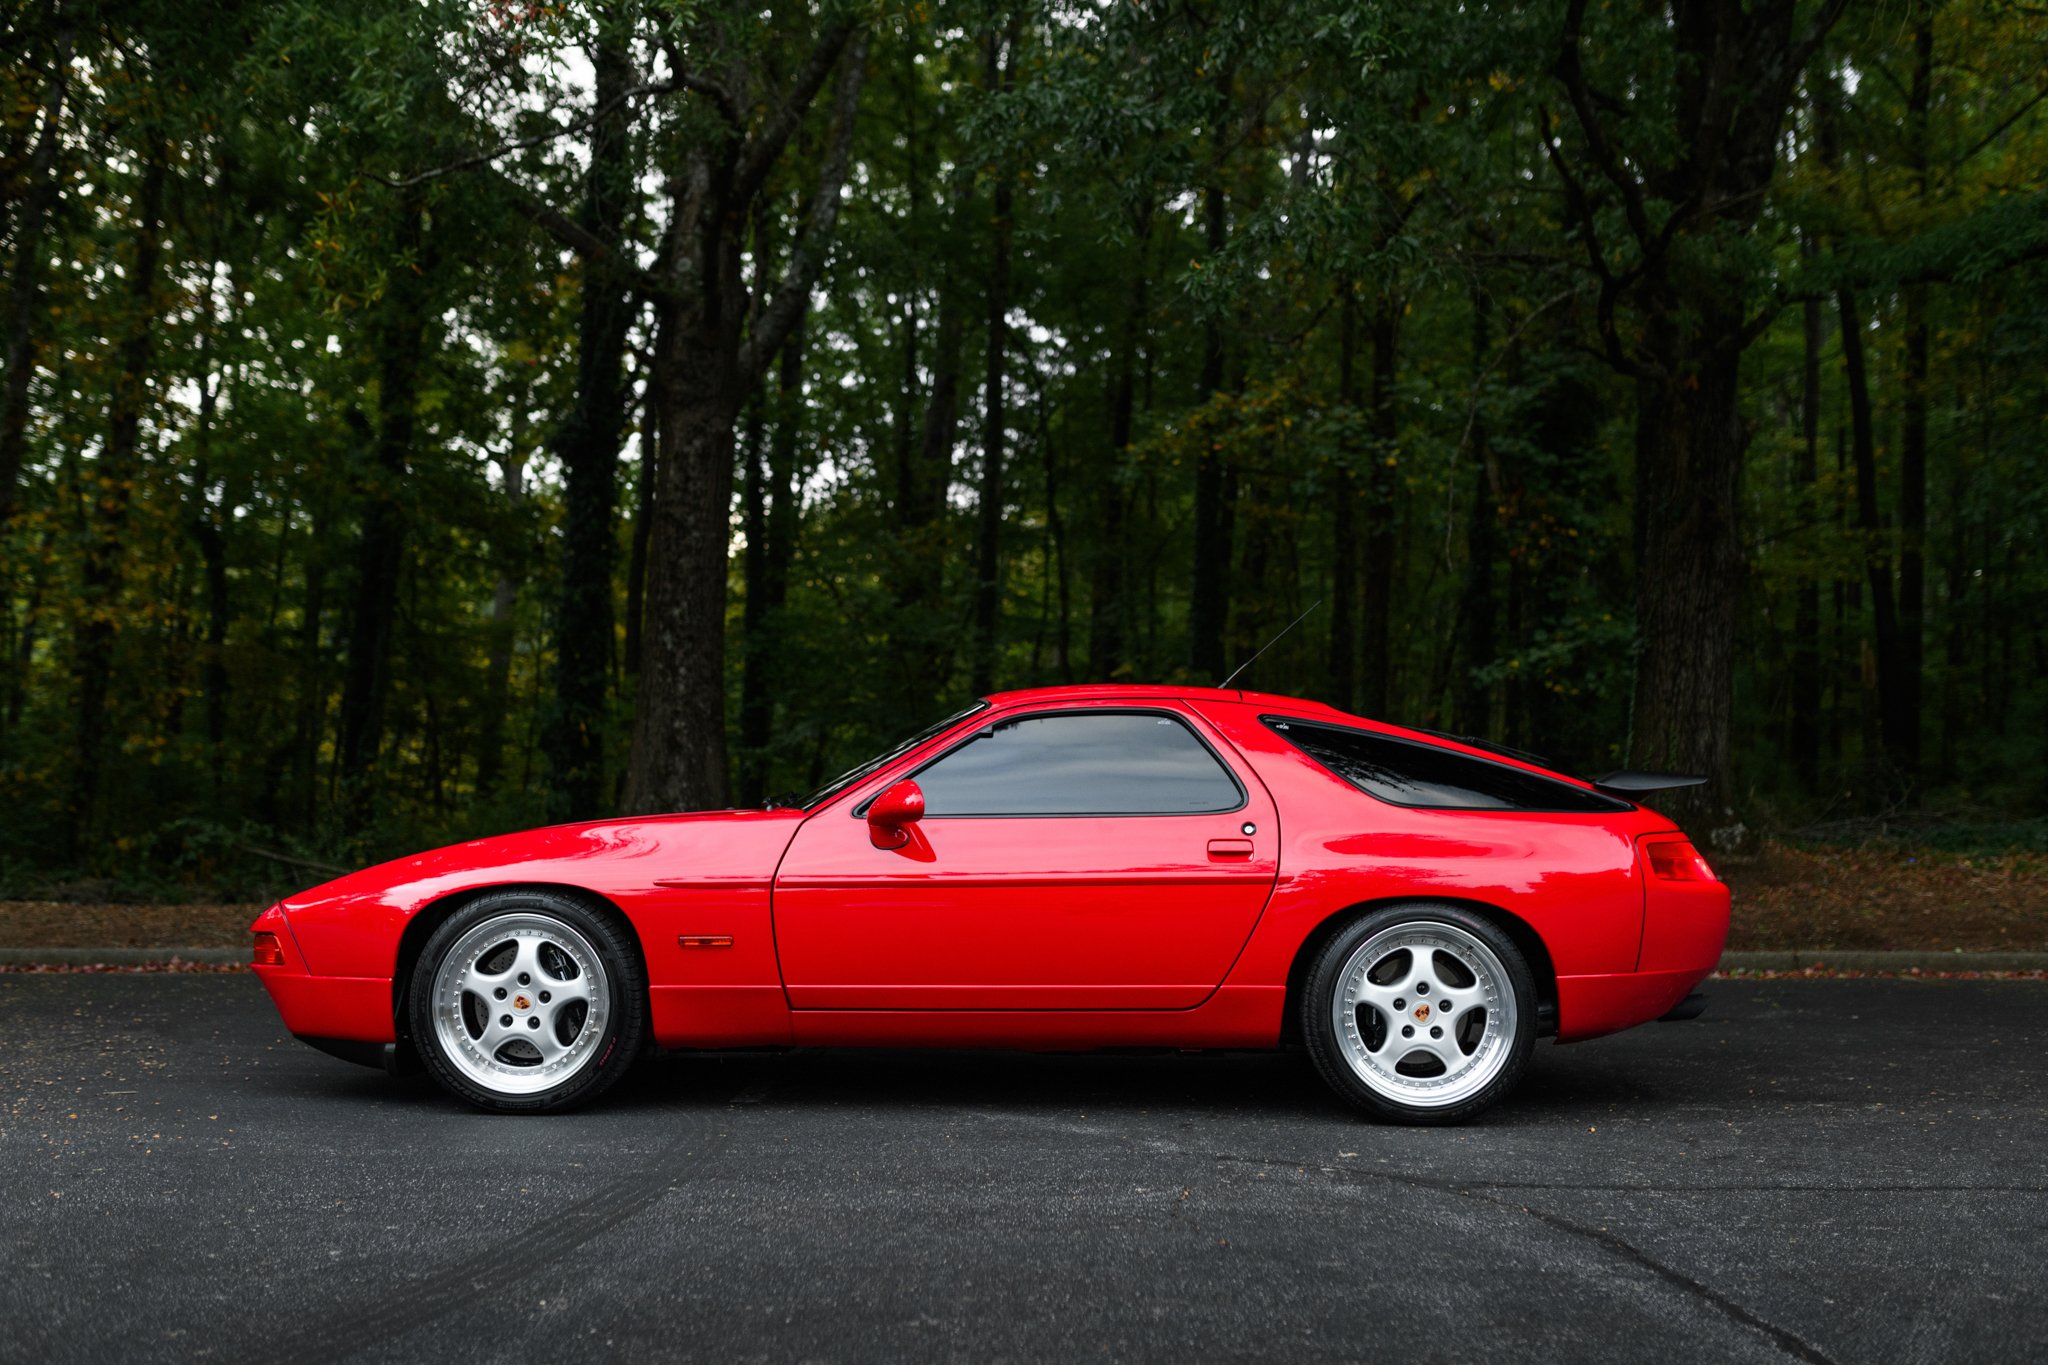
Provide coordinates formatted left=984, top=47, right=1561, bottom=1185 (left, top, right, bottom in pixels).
left=1219, top=599, right=1323, bottom=690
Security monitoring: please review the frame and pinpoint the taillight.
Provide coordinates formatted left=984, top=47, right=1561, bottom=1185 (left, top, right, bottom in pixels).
left=252, top=931, right=285, bottom=966
left=1644, top=838, right=1715, bottom=882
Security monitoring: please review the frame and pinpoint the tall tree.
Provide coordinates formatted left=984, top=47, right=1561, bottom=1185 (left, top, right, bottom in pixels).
left=1892, top=3, right=1936, bottom=780
left=540, top=23, right=641, bottom=820
left=336, top=195, right=436, bottom=828
left=619, top=19, right=870, bottom=812
left=72, top=139, right=167, bottom=844
left=0, top=19, right=71, bottom=521
left=1544, top=0, right=1846, bottom=825
left=970, top=12, right=1021, bottom=698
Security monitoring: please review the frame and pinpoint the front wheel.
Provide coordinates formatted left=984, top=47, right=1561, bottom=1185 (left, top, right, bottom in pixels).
left=409, top=889, right=645, bottom=1113
left=1303, top=904, right=1536, bottom=1124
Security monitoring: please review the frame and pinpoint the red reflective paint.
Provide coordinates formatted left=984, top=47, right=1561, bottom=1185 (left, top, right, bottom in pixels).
left=251, top=683, right=1726, bottom=1063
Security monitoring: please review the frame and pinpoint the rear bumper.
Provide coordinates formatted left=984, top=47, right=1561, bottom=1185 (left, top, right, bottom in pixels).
left=1659, top=991, right=1709, bottom=1022
left=1553, top=844, right=1728, bottom=1042
left=1554, top=965, right=1713, bottom=1043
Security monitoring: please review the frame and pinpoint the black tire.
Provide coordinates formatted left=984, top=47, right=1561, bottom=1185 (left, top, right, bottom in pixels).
left=1301, top=902, right=1537, bottom=1125
left=408, top=888, right=645, bottom=1114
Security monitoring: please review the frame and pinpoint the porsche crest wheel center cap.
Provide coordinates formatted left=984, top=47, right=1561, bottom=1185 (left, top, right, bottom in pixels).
left=514, top=995, right=531, bottom=1011
left=1413, top=1003, right=1431, bottom=1022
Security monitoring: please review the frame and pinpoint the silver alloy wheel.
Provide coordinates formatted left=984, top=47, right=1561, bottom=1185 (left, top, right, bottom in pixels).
left=1331, top=919, right=1517, bottom=1109
left=429, top=912, right=610, bottom=1097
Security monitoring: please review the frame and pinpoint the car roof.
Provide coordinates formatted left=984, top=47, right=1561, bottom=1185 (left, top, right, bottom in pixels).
left=977, top=682, right=1606, bottom=794
left=979, top=682, right=1345, bottom=713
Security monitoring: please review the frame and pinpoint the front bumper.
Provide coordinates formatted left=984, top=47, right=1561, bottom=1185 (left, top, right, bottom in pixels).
left=294, top=1035, right=415, bottom=1073
left=249, top=904, right=396, bottom=1051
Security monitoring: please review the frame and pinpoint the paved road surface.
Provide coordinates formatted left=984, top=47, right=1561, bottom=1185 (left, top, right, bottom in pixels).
left=2, top=975, right=2043, bottom=1363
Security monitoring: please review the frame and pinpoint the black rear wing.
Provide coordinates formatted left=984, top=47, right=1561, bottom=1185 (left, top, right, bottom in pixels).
left=1591, top=771, right=1708, bottom=798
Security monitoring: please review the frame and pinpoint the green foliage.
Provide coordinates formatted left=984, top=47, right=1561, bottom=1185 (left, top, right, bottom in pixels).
left=2, top=0, right=2046, bottom=891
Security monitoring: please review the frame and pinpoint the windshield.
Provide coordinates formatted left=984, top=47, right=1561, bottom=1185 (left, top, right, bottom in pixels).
left=799, top=701, right=991, bottom=809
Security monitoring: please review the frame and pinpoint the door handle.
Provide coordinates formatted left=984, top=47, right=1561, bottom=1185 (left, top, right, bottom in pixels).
left=1206, top=838, right=1254, bottom=858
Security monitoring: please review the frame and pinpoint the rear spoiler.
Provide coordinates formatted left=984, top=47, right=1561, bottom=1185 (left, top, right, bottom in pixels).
left=1591, top=771, right=1708, bottom=798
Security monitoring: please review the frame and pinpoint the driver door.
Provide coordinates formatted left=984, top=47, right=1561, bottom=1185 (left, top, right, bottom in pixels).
left=771, top=704, right=1279, bottom=1010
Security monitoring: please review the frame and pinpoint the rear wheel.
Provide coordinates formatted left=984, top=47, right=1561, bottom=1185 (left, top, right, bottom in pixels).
left=1303, top=903, right=1535, bottom=1124
left=409, top=889, right=644, bottom=1113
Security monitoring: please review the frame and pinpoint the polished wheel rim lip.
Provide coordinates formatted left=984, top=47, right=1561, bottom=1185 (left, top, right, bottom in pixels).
left=1332, top=920, right=1516, bottom=1109
left=430, top=912, right=610, bottom=1097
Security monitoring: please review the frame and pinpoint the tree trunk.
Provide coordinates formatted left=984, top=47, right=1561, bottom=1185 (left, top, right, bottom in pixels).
left=902, top=267, right=964, bottom=664
left=1189, top=185, right=1230, bottom=681
left=1456, top=287, right=1495, bottom=736
left=336, top=198, right=432, bottom=829
left=619, top=24, right=867, bottom=814
left=737, top=391, right=769, bottom=805
left=624, top=323, right=742, bottom=813
left=72, top=143, right=167, bottom=847
left=1550, top=0, right=1839, bottom=829
left=1790, top=253, right=1824, bottom=791
left=7, top=519, right=56, bottom=730
left=543, top=32, right=639, bottom=821
left=0, top=25, right=71, bottom=523
left=624, top=384, right=658, bottom=676
left=970, top=16, right=1020, bottom=698
left=1893, top=7, right=1934, bottom=782
left=1359, top=301, right=1399, bottom=718
left=1091, top=207, right=1149, bottom=680
left=1838, top=287, right=1910, bottom=773
left=1039, top=371, right=1071, bottom=683
left=1327, top=285, right=1359, bottom=710
left=738, top=327, right=806, bottom=806
left=477, top=448, right=527, bottom=793
left=292, top=511, right=328, bottom=829
left=892, top=27, right=924, bottom=526
left=195, top=484, right=231, bottom=795
left=1625, top=324, right=1745, bottom=830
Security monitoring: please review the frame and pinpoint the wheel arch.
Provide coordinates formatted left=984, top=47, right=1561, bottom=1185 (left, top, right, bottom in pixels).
left=391, top=881, right=652, bottom=1053
left=1278, top=896, right=1559, bottom=1046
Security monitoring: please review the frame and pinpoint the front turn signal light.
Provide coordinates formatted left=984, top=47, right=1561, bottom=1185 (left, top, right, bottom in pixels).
left=1645, top=838, right=1715, bottom=882
left=252, top=931, right=285, bottom=967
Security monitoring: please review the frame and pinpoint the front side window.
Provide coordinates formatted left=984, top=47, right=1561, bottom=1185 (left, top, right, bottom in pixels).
left=803, top=702, right=990, bottom=808
left=1262, top=716, right=1627, bottom=813
left=912, top=711, right=1244, bottom=816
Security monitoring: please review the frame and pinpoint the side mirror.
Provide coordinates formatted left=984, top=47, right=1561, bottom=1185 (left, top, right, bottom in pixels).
left=867, top=778, right=926, bottom=849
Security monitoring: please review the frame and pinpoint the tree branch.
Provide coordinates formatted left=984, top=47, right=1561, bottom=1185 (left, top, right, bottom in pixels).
left=738, top=30, right=870, bottom=385
left=1744, top=191, right=2048, bottom=331
left=1537, top=104, right=1647, bottom=379
left=1554, top=0, right=1653, bottom=249
left=494, top=171, right=678, bottom=304
left=731, top=19, right=857, bottom=205
left=376, top=79, right=674, bottom=190
left=1950, top=84, right=2048, bottom=175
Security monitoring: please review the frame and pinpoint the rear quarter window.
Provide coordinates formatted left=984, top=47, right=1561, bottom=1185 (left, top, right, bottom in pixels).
left=1261, top=716, right=1628, bottom=813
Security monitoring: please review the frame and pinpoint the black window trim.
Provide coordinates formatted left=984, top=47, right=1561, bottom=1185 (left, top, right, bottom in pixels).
left=852, top=705, right=1250, bottom=820
left=1259, top=713, right=1631, bottom=814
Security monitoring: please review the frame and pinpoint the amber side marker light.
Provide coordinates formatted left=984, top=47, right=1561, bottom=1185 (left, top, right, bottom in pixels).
left=1645, top=838, right=1715, bottom=882
left=677, top=935, right=734, bottom=949
left=252, top=931, right=285, bottom=966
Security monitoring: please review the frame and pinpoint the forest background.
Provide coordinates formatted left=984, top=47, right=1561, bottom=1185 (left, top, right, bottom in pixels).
left=4, top=0, right=2047, bottom=901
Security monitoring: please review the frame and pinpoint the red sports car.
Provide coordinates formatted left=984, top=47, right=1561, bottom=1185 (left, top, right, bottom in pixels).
left=250, top=684, right=1728, bottom=1123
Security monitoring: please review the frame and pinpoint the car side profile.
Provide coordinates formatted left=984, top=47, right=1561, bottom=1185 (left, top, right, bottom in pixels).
left=250, top=684, right=1729, bottom=1123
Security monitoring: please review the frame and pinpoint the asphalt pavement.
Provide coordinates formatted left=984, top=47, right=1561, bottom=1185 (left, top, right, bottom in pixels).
left=1, top=974, right=2043, bottom=1364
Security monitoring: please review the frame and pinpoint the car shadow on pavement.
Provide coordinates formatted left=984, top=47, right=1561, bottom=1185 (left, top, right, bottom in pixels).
left=273, top=1036, right=1751, bottom=1128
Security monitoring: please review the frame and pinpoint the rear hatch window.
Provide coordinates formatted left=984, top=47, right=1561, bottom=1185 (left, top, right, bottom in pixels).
left=1261, top=716, right=1629, bottom=813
